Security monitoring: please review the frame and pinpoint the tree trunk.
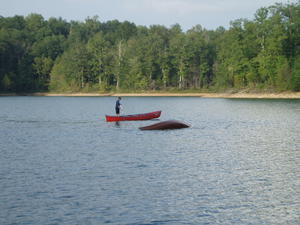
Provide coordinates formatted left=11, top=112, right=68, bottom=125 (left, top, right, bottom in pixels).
left=162, top=68, right=168, bottom=89
left=81, top=70, right=84, bottom=89
left=116, top=40, right=122, bottom=91
left=179, top=60, right=184, bottom=89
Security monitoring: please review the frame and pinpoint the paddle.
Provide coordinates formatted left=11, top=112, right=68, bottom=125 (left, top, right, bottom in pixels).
left=119, top=105, right=124, bottom=115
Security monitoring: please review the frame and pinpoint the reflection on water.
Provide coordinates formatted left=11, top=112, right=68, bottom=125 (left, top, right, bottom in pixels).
left=0, top=96, right=299, bottom=225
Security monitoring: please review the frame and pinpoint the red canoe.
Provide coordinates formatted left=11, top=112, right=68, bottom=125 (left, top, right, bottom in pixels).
left=105, top=110, right=161, bottom=122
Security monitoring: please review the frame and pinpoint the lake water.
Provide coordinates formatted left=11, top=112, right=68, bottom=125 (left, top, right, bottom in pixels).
left=0, top=96, right=299, bottom=225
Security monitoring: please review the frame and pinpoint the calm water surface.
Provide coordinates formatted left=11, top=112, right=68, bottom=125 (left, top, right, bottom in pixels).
left=0, top=96, right=299, bottom=225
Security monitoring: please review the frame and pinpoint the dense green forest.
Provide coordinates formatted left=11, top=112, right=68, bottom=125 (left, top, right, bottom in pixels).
left=1, top=1, right=300, bottom=93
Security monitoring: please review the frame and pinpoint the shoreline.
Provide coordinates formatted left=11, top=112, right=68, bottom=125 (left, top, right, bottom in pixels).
left=1, top=92, right=300, bottom=99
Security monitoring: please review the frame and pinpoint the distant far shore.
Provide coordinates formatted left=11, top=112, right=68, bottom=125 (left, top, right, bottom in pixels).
left=1, top=92, right=300, bottom=99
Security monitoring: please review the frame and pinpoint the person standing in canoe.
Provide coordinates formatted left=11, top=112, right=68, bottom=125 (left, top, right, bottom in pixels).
left=115, top=97, right=122, bottom=116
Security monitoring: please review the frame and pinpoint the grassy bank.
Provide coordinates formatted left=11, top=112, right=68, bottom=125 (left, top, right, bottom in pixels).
left=1, top=91, right=300, bottom=99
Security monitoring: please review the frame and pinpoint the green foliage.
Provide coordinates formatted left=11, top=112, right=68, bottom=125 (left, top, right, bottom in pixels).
left=1, top=1, right=300, bottom=93
left=87, top=32, right=111, bottom=87
left=2, top=73, right=13, bottom=91
left=49, top=58, right=68, bottom=91
left=290, top=55, right=300, bottom=91
left=33, top=57, right=53, bottom=90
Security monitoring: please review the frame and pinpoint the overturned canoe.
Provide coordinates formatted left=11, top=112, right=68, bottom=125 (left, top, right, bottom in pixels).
left=105, top=110, right=161, bottom=122
left=139, top=120, right=190, bottom=130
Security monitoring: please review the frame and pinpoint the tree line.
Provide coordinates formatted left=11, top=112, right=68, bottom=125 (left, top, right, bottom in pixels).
left=1, top=1, right=300, bottom=93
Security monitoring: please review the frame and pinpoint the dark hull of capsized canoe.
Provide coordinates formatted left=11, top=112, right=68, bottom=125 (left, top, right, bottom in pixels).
left=105, top=110, right=161, bottom=122
left=139, top=120, right=190, bottom=130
